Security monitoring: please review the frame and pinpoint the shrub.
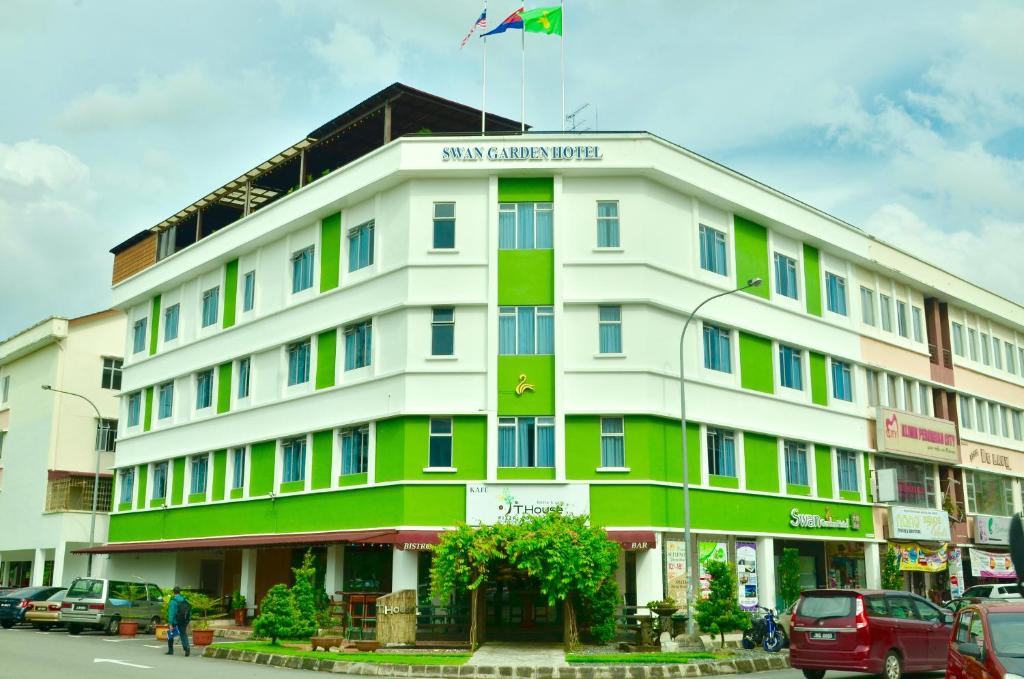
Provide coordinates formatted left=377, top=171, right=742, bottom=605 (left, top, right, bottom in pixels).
left=882, top=546, right=904, bottom=590
left=585, top=579, right=620, bottom=644
left=290, top=551, right=318, bottom=639
left=253, top=584, right=296, bottom=644
left=694, top=559, right=750, bottom=647
left=778, top=548, right=802, bottom=609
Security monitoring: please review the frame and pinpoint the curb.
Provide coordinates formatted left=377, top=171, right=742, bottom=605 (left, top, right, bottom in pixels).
left=202, top=646, right=791, bottom=677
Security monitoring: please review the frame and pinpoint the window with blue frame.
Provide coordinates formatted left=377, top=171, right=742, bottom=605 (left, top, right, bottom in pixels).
left=702, top=324, right=731, bottom=373
left=132, top=319, right=146, bottom=353
left=433, top=202, right=456, bottom=249
left=837, top=449, right=859, bottom=493
left=231, top=448, right=245, bottom=489
left=598, top=306, right=621, bottom=354
left=706, top=428, right=736, bottom=477
left=282, top=437, right=306, bottom=483
left=774, top=253, right=798, bottom=299
left=291, top=247, right=314, bottom=293
left=152, top=462, right=168, bottom=500
left=429, top=418, right=453, bottom=467
left=190, top=455, right=208, bottom=495
left=164, top=304, right=179, bottom=342
left=158, top=382, right=174, bottom=419
left=243, top=270, right=256, bottom=312
left=201, top=287, right=219, bottom=328
left=498, top=202, right=553, bottom=250
left=499, top=307, right=554, bottom=355
left=195, top=370, right=213, bottom=409
left=287, top=339, right=311, bottom=385
left=860, top=287, right=876, bottom=326
left=779, top=345, right=803, bottom=390
left=498, top=417, right=555, bottom=467
left=600, top=417, right=625, bottom=467
left=784, top=440, right=809, bottom=486
left=699, top=224, right=727, bottom=276
left=344, top=320, right=372, bottom=370
left=596, top=201, right=620, bottom=248
left=340, top=425, right=369, bottom=475
left=119, top=468, right=134, bottom=504
left=348, top=221, right=375, bottom=271
left=127, top=392, right=141, bottom=427
left=831, top=360, right=853, bottom=402
left=431, top=308, right=455, bottom=356
left=825, top=273, right=847, bottom=316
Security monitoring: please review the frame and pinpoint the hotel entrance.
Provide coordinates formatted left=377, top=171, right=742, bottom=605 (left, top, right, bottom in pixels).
left=483, top=571, right=562, bottom=641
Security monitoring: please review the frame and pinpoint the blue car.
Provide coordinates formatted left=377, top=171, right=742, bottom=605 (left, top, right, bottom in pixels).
left=0, top=587, right=64, bottom=629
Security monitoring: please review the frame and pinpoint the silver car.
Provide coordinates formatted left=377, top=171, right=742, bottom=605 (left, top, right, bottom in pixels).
left=60, top=578, right=164, bottom=635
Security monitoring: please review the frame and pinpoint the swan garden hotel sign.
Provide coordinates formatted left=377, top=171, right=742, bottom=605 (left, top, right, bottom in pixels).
left=441, top=144, right=604, bottom=162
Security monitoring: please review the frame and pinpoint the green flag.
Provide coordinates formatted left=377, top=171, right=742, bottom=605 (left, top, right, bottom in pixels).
left=521, top=6, right=562, bottom=35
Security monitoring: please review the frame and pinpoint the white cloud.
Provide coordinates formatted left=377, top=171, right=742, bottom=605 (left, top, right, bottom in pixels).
left=306, top=21, right=402, bottom=85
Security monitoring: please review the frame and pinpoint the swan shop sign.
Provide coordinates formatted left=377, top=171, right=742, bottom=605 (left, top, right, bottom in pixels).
left=466, top=483, right=589, bottom=525
left=875, top=407, right=958, bottom=463
left=441, top=144, right=604, bottom=162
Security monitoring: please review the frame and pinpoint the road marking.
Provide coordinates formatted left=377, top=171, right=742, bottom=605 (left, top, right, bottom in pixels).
left=143, top=644, right=163, bottom=649
left=94, top=659, right=152, bottom=669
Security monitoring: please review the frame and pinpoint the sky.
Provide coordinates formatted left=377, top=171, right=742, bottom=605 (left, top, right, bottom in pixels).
left=2, top=0, right=1024, bottom=338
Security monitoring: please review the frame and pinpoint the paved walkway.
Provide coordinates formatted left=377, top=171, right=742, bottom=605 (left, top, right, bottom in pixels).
left=466, top=641, right=567, bottom=667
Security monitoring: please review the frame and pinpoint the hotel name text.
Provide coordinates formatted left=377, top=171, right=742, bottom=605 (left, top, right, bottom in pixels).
left=441, top=144, right=603, bottom=162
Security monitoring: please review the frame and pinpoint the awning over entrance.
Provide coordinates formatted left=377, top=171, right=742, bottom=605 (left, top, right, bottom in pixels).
left=362, top=530, right=441, bottom=551
left=73, top=528, right=398, bottom=554
left=606, top=531, right=656, bottom=551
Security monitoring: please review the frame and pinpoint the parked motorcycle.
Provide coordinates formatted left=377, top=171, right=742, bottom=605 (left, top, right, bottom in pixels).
left=742, top=606, right=787, bottom=652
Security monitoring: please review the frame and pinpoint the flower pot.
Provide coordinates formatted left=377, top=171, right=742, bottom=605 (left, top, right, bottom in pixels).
left=652, top=607, right=679, bottom=618
left=192, top=628, right=215, bottom=646
left=233, top=609, right=247, bottom=626
left=119, top=621, right=139, bottom=638
left=154, top=624, right=170, bottom=640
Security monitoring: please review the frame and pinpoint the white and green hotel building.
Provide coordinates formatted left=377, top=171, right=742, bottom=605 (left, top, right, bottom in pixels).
left=98, top=86, right=1024, bottom=628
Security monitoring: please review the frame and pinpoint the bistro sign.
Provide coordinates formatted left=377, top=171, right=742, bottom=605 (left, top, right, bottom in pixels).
left=441, top=144, right=604, bottom=162
left=875, top=407, right=958, bottom=463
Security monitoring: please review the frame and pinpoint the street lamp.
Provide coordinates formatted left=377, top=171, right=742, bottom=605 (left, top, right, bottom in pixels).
left=41, top=385, right=105, bottom=578
left=678, top=277, right=762, bottom=638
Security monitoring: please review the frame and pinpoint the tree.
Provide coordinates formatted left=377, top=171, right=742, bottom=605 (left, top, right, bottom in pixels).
left=882, top=545, right=904, bottom=591
left=694, top=559, right=750, bottom=648
left=253, top=584, right=296, bottom=644
left=290, top=550, right=319, bottom=639
left=778, top=548, right=802, bottom=609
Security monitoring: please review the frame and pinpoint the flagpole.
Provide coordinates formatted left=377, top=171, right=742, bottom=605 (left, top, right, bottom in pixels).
left=482, top=0, right=487, bottom=134
left=521, top=18, right=526, bottom=132
left=560, top=0, right=565, bottom=132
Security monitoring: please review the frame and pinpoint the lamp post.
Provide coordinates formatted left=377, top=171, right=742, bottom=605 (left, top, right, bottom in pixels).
left=679, top=277, right=762, bottom=638
left=42, top=385, right=105, bottom=578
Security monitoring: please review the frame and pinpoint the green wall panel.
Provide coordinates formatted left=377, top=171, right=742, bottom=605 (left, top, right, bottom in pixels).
left=171, top=458, right=185, bottom=506
left=149, top=295, right=161, bottom=356
left=814, top=444, right=833, bottom=499
left=803, top=244, right=822, bottom=317
left=212, top=450, right=227, bottom=502
left=188, top=492, right=206, bottom=504
left=733, top=216, right=770, bottom=300
left=217, top=362, right=232, bottom=414
left=743, top=432, right=779, bottom=493
left=280, top=480, right=305, bottom=494
left=143, top=386, right=154, bottom=432
left=498, top=177, right=554, bottom=202
left=223, top=258, right=239, bottom=329
left=497, top=355, right=555, bottom=415
left=311, top=430, right=333, bottom=490
left=497, top=250, right=554, bottom=305
left=249, top=441, right=276, bottom=497
left=320, top=213, right=341, bottom=292
left=809, top=352, right=828, bottom=406
left=135, top=465, right=148, bottom=511
left=739, top=332, right=774, bottom=394
left=339, top=472, right=368, bottom=487
left=709, top=475, right=740, bottom=489
left=118, top=502, right=133, bottom=513
left=497, top=467, right=556, bottom=480
left=840, top=490, right=861, bottom=502
left=787, top=483, right=811, bottom=496
left=376, top=416, right=486, bottom=482
left=565, top=415, right=694, bottom=483
left=316, top=329, right=337, bottom=390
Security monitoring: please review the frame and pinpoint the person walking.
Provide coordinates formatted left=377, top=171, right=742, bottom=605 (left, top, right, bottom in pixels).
left=166, top=586, right=191, bottom=656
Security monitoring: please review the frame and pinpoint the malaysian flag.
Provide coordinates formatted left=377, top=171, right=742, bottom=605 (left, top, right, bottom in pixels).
left=460, top=8, right=487, bottom=48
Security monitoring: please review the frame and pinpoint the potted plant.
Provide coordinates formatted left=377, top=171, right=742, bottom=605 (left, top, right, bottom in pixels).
left=154, top=593, right=172, bottom=640
left=113, top=583, right=146, bottom=637
left=646, top=597, right=679, bottom=618
left=187, top=592, right=217, bottom=646
left=231, top=591, right=247, bottom=626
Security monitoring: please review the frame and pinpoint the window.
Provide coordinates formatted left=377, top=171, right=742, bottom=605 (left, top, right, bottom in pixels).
left=1006, top=342, right=1016, bottom=375
left=951, top=323, right=965, bottom=356
left=237, top=357, right=251, bottom=398
left=707, top=428, right=736, bottom=477
left=896, top=301, right=909, bottom=338
left=703, top=324, right=731, bottom=373
left=976, top=400, right=987, bottom=433
left=127, top=392, right=141, bottom=427
left=498, top=202, right=553, bottom=250
left=161, top=303, right=179, bottom=342
left=954, top=610, right=974, bottom=644
left=597, top=201, right=620, bottom=248
left=837, top=450, right=859, bottom=493
left=119, top=468, right=134, bottom=504
left=0, top=430, right=5, bottom=461
left=1012, top=410, right=1022, bottom=441
left=498, top=417, right=555, bottom=468
left=201, top=287, right=219, bottom=328
left=0, top=375, right=8, bottom=403
left=904, top=380, right=915, bottom=413
left=999, top=404, right=1010, bottom=437
left=784, top=441, right=809, bottom=486
left=825, top=273, right=847, bottom=315
left=886, top=374, right=898, bottom=407
left=282, top=438, right=306, bottom=484
left=341, top=425, right=369, bottom=475
left=989, top=401, right=998, bottom=434
left=433, top=202, right=456, bottom=249
left=157, top=382, right=174, bottom=420
left=981, top=333, right=991, bottom=365
left=875, top=456, right=937, bottom=507
left=860, top=287, right=876, bottom=326
left=968, top=328, right=979, bottom=360
left=601, top=417, right=625, bottom=467
left=699, top=224, right=727, bottom=275
left=95, top=419, right=117, bottom=452
left=190, top=455, right=208, bottom=495
left=101, top=358, right=123, bottom=390
left=831, top=360, right=853, bottom=401
left=231, top=448, right=245, bottom=489
left=879, top=294, right=893, bottom=332
left=431, top=308, right=455, bottom=356
left=132, top=319, right=146, bottom=353
left=598, top=306, right=622, bottom=354
left=348, top=220, right=375, bottom=271
left=287, top=339, right=311, bottom=385
left=966, top=470, right=1015, bottom=516
left=959, top=395, right=973, bottom=429
left=912, top=307, right=923, bottom=343
left=242, top=270, right=256, bottom=312
left=499, top=307, right=554, bottom=356
left=429, top=418, right=453, bottom=467
left=344, top=320, right=373, bottom=370
left=157, top=225, right=176, bottom=260
left=919, top=384, right=930, bottom=415
left=779, top=345, right=803, bottom=390
left=773, top=253, right=798, bottom=299
left=291, top=247, right=314, bottom=293
left=152, top=462, right=168, bottom=500
left=195, top=370, right=213, bottom=410
left=992, top=337, right=1003, bottom=369
left=866, top=369, right=879, bottom=407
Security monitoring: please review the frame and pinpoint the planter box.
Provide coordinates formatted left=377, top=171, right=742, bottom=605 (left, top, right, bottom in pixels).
left=154, top=624, right=170, bottom=640
left=192, top=628, right=215, bottom=646
left=119, top=621, right=139, bottom=638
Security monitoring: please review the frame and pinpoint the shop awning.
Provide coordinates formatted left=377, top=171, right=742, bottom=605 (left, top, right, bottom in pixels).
left=73, top=529, right=398, bottom=554
left=606, top=531, right=657, bottom=551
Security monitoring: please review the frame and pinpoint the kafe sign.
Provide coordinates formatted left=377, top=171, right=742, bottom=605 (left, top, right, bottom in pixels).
left=875, top=407, right=958, bottom=463
left=976, top=514, right=1012, bottom=545
left=466, top=483, right=589, bottom=525
left=889, top=506, right=951, bottom=542
left=441, top=144, right=603, bottom=162
left=789, top=507, right=862, bottom=531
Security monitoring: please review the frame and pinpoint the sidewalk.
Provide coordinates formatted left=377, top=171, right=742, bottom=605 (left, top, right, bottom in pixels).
left=467, top=641, right=568, bottom=667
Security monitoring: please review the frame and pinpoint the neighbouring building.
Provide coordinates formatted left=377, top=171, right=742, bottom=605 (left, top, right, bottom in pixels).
left=92, top=83, right=1024, bottom=636
left=0, top=311, right=125, bottom=587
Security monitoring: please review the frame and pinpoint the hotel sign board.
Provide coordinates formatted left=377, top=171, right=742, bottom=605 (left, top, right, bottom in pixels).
left=466, top=483, right=589, bottom=526
left=441, top=144, right=604, bottom=162
left=889, top=506, right=951, bottom=542
left=875, top=407, right=958, bottom=463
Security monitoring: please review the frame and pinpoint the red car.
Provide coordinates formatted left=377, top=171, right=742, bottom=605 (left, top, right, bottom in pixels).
left=946, top=601, right=1024, bottom=679
left=790, top=589, right=954, bottom=679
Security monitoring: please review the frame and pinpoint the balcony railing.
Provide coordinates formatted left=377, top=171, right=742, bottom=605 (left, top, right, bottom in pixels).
left=928, top=343, right=953, bottom=368
left=45, top=476, right=112, bottom=513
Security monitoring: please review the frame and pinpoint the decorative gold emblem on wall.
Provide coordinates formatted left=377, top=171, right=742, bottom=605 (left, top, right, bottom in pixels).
left=515, top=373, right=535, bottom=396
